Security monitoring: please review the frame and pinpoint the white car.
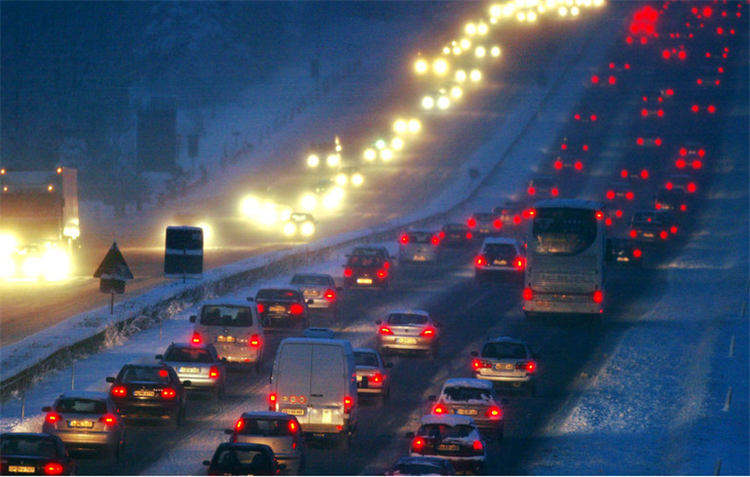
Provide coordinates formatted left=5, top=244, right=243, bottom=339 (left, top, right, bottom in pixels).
left=428, top=378, right=508, bottom=439
left=474, top=237, right=525, bottom=283
left=289, top=273, right=340, bottom=317
left=399, top=230, right=441, bottom=266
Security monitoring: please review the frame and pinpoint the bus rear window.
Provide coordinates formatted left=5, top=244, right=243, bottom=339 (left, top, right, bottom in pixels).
left=531, top=208, right=597, bottom=255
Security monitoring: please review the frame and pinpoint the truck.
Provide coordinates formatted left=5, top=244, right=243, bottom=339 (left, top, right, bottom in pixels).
left=0, top=167, right=79, bottom=280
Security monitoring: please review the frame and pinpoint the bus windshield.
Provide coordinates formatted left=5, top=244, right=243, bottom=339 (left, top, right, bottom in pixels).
left=531, top=207, right=597, bottom=256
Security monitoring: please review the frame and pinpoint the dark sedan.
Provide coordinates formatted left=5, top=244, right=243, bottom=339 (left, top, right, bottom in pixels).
left=0, top=433, right=76, bottom=476
left=106, top=364, right=188, bottom=426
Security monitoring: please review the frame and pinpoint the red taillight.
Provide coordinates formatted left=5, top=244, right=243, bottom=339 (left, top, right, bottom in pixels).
left=687, top=183, right=697, bottom=193
left=680, top=204, right=687, bottom=212
left=708, top=105, right=716, bottom=114
left=432, top=235, right=440, bottom=245
left=343, top=268, right=353, bottom=277
left=630, top=230, right=637, bottom=238
left=676, top=159, right=686, bottom=168
left=433, top=405, right=446, bottom=414
left=159, top=369, right=169, bottom=378
left=400, top=234, right=409, bottom=244
left=633, top=249, right=642, bottom=258
left=288, top=420, right=297, bottom=433
left=574, top=161, right=583, bottom=171
left=466, top=232, right=473, bottom=240
left=666, top=181, right=673, bottom=190
left=44, top=463, right=64, bottom=476
left=376, top=269, right=387, bottom=279
left=257, top=303, right=265, bottom=313
left=371, top=373, right=383, bottom=384
left=439, top=231, right=445, bottom=239
left=670, top=226, right=678, bottom=234
left=692, top=160, right=702, bottom=169
left=485, top=406, right=502, bottom=418
left=621, top=169, right=628, bottom=178
left=606, top=190, right=615, bottom=200
left=626, top=191, right=634, bottom=201
left=45, top=412, right=61, bottom=424
left=343, top=395, right=353, bottom=414
left=472, top=359, right=491, bottom=370
left=493, top=219, right=502, bottom=230
left=641, top=108, right=648, bottom=117
left=551, top=187, right=559, bottom=197
left=379, top=325, right=393, bottom=335
left=269, top=393, right=277, bottom=411
left=523, top=288, right=533, bottom=301
left=554, top=160, right=563, bottom=170
left=641, top=169, right=649, bottom=179
left=235, top=418, right=245, bottom=431
left=324, top=289, right=336, bottom=301
left=525, top=361, right=536, bottom=373
left=100, top=414, right=117, bottom=425
left=515, top=257, right=525, bottom=270
left=655, top=138, right=662, bottom=146
left=412, top=437, right=425, bottom=452
left=528, top=186, right=536, bottom=195
left=592, top=290, right=604, bottom=303
left=209, top=366, right=220, bottom=379
left=605, top=218, right=613, bottom=227
left=161, top=388, right=177, bottom=399
left=191, top=332, right=202, bottom=344
left=467, top=218, right=476, bottom=228
left=680, top=148, right=687, bottom=156
left=289, top=303, right=304, bottom=315
left=513, top=215, right=521, bottom=225
left=591, top=75, right=599, bottom=84
left=660, top=231, right=668, bottom=240
left=473, top=440, right=484, bottom=452
left=420, top=326, right=436, bottom=338
left=111, top=385, right=127, bottom=397
left=383, top=261, right=390, bottom=269
left=637, top=138, right=644, bottom=146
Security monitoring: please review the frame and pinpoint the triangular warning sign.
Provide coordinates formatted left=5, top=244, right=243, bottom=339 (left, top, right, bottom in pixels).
left=93, top=241, right=134, bottom=280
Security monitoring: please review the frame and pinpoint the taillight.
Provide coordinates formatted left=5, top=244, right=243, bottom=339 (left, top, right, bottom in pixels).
left=324, top=289, right=336, bottom=301
left=633, top=248, right=642, bottom=258
left=592, top=290, right=604, bottom=303
left=343, top=395, right=353, bottom=414
left=475, top=256, right=486, bottom=267
left=670, top=226, right=678, bottom=234
left=400, top=234, right=409, bottom=244
left=433, top=405, right=446, bottom=414
left=343, top=268, right=353, bottom=277
left=159, top=369, right=169, bottom=378
left=596, top=211, right=604, bottom=220
left=518, top=361, right=536, bottom=373
left=44, top=463, right=64, bottom=476
left=554, top=160, right=563, bottom=170
left=376, top=269, right=387, bottom=279
left=513, top=215, right=521, bottom=225
left=257, top=303, right=265, bottom=313
left=111, top=385, right=127, bottom=397
left=467, top=218, right=476, bottom=228
left=383, top=261, right=390, bottom=269
left=515, top=257, right=525, bottom=270
left=523, top=288, right=533, bottom=300
left=289, top=303, right=304, bottom=315
left=692, top=160, right=702, bottom=169
left=371, top=373, right=383, bottom=384
left=412, top=437, right=425, bottom=452
left=626, top=191, right=634, bottom=201
left=660, top=231, right=668, bottom=240
left=439, top=231, right=445, bottom=239
left=551, top=187, right=559, bottom=197
left=191, top=332, right=202, bottom=344
left=466, top=232, right=473, bottom=240
left=432, top=235, right=440, bottom=245
left=379, top=325, right=393, bottom=335
left=676, top=159, right=686, bottom=168
left=250, top=334, right=261, bottom=347
left=472, top=359, right=491, bottom=370
left=687, top=183, right=696, bottom=193
left=45, top=412, right=61, bottom=424
left=161, top=388, right=177, bottom=399
left=235, top=418, right=245, bottom=431
left=606, top=190, right=615, bottom=200
left=574, top=161, right=583, bottom=171
left=209, top=366, right=220, bottom=379
left=473, top=440, right=484, bottom=452
left=288, top=420, right=297, bottom=433
left=269, top=393, right=277, bottom=411
left=485, top=406, right=502, bottom=418
left=528, top=186, right=536, bottom=195
left=493, top=219, right=502, bottom=229
left=630, top=230, right=637, bottom=238
left=420, top=326, right=436, bottom=337
left=100, top=414, right=117, bottom=425
left=666, top=181, right=673, bottom=190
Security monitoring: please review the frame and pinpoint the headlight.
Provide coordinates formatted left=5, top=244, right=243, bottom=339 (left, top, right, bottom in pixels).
left=528, top=11, right=538, bottom=21
left=415, top=59, right=428, bottom=74
left=392, top=137, right=404, bottom=150
left=455, top=70, right=467, bottom=82
left=393, top=120, right=407, bottom=134
left=422, top=96, right=435, bottom=110
left=437, top=96, right=451, bottom=109
left=326, top=154, right=340, bottom=167
left=470, top=69, right=482, bottom=82
left=380, top=148, right=394, bottom=161
left=195, top=222, right=213, bottom=244
left=408, top=119, right=421, bottom=134
left=0, top=234, right=18, bottom=255
left=477, top=23, right=489, bottom=35
left=257, top=203, right=279, bottom=226
left=364, top=148, right=377, bottom=161
left=23, top=256, right=42, bottom=278
left=240, top=196, right=260, bottom=219
left=351, top=173, right=364, bottom=187
left=491, top=46, right=501, bottom=57
left=300, top=194, right=317, bottom=211
left=283, top=222, right=297, bottom=236
left=460, top=38, right=471, bottom=50
left=433, top=59, right=449, bottom=75
left=475, top=46, right=486, bottom=58
left=307, top=154, right=320, bottom=167
left=0, top=255, right=16, bottom=278
left=450, top=86, right=463, bottom=99
left=336, top=173, right=348, bottom=186
left=42, top=248, right=70, bottom=281
left=301, top=222, right=315, bottom=236
left=323, top=188, right=344, bottom=209
left=465, top=22, right=477, bottom=35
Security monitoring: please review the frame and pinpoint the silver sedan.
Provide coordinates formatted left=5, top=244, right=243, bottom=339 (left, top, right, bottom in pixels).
left=376, top=310, right=440, bottom=358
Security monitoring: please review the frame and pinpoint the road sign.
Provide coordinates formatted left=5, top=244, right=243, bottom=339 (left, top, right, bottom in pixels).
left=165, top=226, right=203, bottom=280
left=93, top=241, right=133, bottom=313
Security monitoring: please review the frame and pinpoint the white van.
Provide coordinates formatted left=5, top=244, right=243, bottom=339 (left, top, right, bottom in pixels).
left=190, top=299, right=265, bottom=371
left=269, top=338, right=358, bottom=448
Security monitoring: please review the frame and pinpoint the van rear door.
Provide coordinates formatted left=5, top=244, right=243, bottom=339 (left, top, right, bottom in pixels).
left=308, top=344, right=345, bottom=427
left=275, top=343, right=312, bottom=422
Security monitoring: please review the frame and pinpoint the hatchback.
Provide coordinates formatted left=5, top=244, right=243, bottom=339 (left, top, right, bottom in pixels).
left=226, top=412, right=305, bottom=475
left=354, top=348, right=393, bottom=404
left=376, top=310, right=440, bottom=358
left=203, top=442, right=282, bottom=476
left=406, top=415, right=486, bottom=475
left=474, top=237, right=525, bottom=283
left=470, top=337, right=538, bottom=393
left=156, top=342, right=226, bottom=400
left=0, top=433, right=76, bottom=476
left=428, top=378, right=508, bottom=439
left=399, top=230, right=441, bottom=265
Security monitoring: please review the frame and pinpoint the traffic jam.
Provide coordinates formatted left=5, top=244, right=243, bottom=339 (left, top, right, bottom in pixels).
left=1, top=1, right=746, bottom=475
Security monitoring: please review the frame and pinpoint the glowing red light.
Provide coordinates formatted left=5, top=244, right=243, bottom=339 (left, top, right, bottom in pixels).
left=191, top=332, right=202, bottom=344
left=606, top=190, right=615, bottom=200
left=637, top=138, right=644, bottom=146
left=608, top=76, right=616, bottom=85
left=678, top=51, right=686, bottom=60
left=593, top=291, right=604, bottom=303
left=630, top=230, right=637, bottom=238
left=161, top=388, right=176, bottom=399
left=591, top=75, right=600, bottom=84
left=44, top=463, right=64, bottom=476
left=467, top=218, right=476, bottom=227
left=687, top=183, right=696, bottom=193
left=523, top=288, right=533, bottom=300
left=666, top=182, right=673, bottom=190
left=641, top=170, right=649, bottom=179
left=626, top=191, right=634, bottom=201
left=692, top=160, right=702, bottom=169
left=343, top=268, right=352, bottom=277
left=621, top=169, right=628, bottom=178
left=574, top=161, right=583, bottom=171
left=662, top=49, right=671, bottom=59
left=708, top=105, right=716, bottom=113
left=655, top=138, right=662, bottom=146
left=289, top=303, right=304, bottom=315
left=159, top=369, right=169, bottom=377
left=605, top=218, right=612, bottom=227
left=554, top=160, right=563, bottom=170
left=400, top=234, right=409, bottom=244
left=493, top=219, right=502, bottom=229
left=633, top=249, right=642, bottom=258
left=670, top=226, right=678, bottom=234
left=660, top=231, right=668, bottom=240
left=551, top=187, right=559, bottom=197
left=676, top=159, right=686, bottom=168
left=616, top=210, right=623, bottom=218
left=528, top=187, right=536, bottom=195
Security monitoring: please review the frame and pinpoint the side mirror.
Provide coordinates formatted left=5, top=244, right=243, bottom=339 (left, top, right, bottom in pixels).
left=470, top=351, right=479, bottom=357
left=384, top=363, right=394, bottom=369
left=155, top=355, right=163, bottom=360
left=405, top=431, right=415, bottom=439
left=189, top=315, right=196, bottom=323
left=42, top=406, right=52, bottom=412
left=106, top=377, right=115, bottom=383
left=375, top=320, right=382, bottom=325
left=428, top=395, right=437, bottom=402
left=202, top=461, right=211, bottom=466
left=182, top=380, right=192, bottom=387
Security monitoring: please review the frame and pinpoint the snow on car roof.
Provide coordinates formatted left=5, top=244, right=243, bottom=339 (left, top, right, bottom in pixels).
left=441, top=378, right=494, bottom=390
left=389, top=309, right=430, bottom=317
left=420, top=414, right=475, bottom=427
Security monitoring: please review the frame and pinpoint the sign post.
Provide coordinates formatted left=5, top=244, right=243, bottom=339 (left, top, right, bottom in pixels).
left=93, top=241, right=134, bottom=314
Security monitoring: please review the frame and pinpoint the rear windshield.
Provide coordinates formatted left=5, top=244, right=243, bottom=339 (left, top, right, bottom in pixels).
left=201, top=305, right=253, bottom=326
left=418, top=424, right=473, bottom=440
left=164, top=347, right=213, bottom=364
left=0, top=436, right=58, bottom=458
left=238, top=418, right=293, bottom=437
left=406, top=232, right=433, bottom=244
left=119, top=366, right=170, bottom=384
left=255, top=289, right=302, bottom=302
left=290, top=275, right=330, bottom=286
left=213, top=447, right=271, bottom=470
left=481, top=342, right=527, bottom=360
left=55, top=398, right=107, bottom=415
left=347, top=255, right=384, bottom=268
left=482, top=244, right=518, bottom=261
left=531, top=207, right=597, bottom=256
left=387, top=313, right=428, bottom=325
left=473, top=213, right=496, bottom=222
left=443, top=224, right=467, bottom=232
left=442, top=386, right=493, bottom=402
left=352, top=248, right=385, bottom=258
left=354, top=352, right=379, bottom=367
left=632, top=213, right=666, bottom=226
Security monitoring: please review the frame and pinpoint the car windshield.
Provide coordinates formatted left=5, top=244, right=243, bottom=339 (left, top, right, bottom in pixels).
left=256, top=289, right=302, bottom=302
left=406, top=232, right=433, bottom=244
left=419, top=424, right=473, bottom=440
left=55, top=398, right=107, bottom=415
left=0, top=436, right=58, bottom=458
left=354, top=352, right=379, bottom=367
left=164, top=347, right=213, bottom=364
left=482, top=342, right=527, bottom=359
left=347, top=255, right=384, bottom=268
left=214, top=447, right=272, bottom=471
left=200, top=305, right=253, bottom=326
left=387, top=313, right=428, bottom=325
left=483, top=244, right=517, bottom=261
left=291, top=275, right=330, bottom=286
left=120, top=366, right=170, bottom=384
left=442, top=386, right=493, bottom=402
left=239, top=418, right=293, bottom=437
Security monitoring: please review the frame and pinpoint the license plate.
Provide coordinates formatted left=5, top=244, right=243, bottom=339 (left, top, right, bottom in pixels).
left=643, top=233, right=654, bottom=238
left=496, top=363, right=514, bottom=370
left=493, top=259, right=508, bottom=265
left=479, top=228, right=490, bottom=234
left=396, top=338, right=417, bottom=344
left=283, top=408, right=305, bottom=416
left=357, top=278, right=373, bottom=284
left=179, top=367, right=200, bottom=374
left=456, top=408, right=478, bottom=416
left=134, top=389, right=155, bottom=397
left=69, top=420, right=94, bottom=428
left=8, top=466, right=35, bottom=474
left=413, top=255, right=426, bottom=261
left=270, top=305, right=286, bottom=313
left=616, top=257, right=630, bottom=262
left=437, top=444, right=460, bottom=452
left=217, top=335, right=236, bottom=343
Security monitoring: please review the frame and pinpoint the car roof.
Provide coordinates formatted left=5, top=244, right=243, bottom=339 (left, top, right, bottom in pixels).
left=353, top=347, right=379, bottom=355
left=165, top=342, right=216, bottom=352
left=481, top=237, right=519, bottom=246
left=420, top=414, right=475, bottom=427
left=292, top=272, right=333, bottom=278
left=218, top=442, right=275, bottom=452
left=534, top=198, right=602, bottom=210
left=56, top=391, right=110, bottom=401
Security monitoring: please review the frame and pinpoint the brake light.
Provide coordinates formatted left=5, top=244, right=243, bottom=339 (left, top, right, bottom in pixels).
left=44, top=463, right=64, bottom=476
left=513, top=215, right=521, bottom=225
left=561, top=143, right=567, bottom=150
left=591, top=75, right=599, bottom=84
left=235, top=418, right=244, bottom=431
left=191, top=332, right=202, bottom=344
left=660, top=231, right=668, bottom=240
left=523, top=288, right=533, bottom=300
left=343, top=395, right=353, bottom=414
left=433, top=405, right=446, bottom=414
left=630, top=230, right=637, bottom=238
left=670, top=226, right=678, bottom=234
left=159, top=369, right=169, bottom=378
left=637, top=138, right=644, bottom=146
left=432, top=235, right=440, bottom=245
left=111, top=385, right=127, bottom=397
left=269, top=393, right=277, bottom=411
left=554, top=160, right=563, bottom=170
left=257, top=303, right=265, bottom=313
left=371, top=373, right=383, bottom=384
left=324, top=289, right=336, bottom=301
left=606, top=190, right=615, bottom=200
left=676, top=159, right=686, bottom=168
left=528, top=186, right=536, bottom=195
left=467, top=218, right=476, bottom=228
left=420, top=326, right=436, bottom=337
left=633, top=249, right=642, bottom=258
left=100, top=414, right=117, bottom=425
left=574, top=161, right=583, bottom=171
left=515, top=257, right=525, bottom=270
left=687, top=183, right=696, bottom=193
left=551, top=187, right=559, bottom=197
left=473, top=440, right=484, bottom=452
left=655, top=203, right=662, bottom=210
left=626, top=191, right=634, bottom=201
left=289, top=303, right=304, bottom=315
left=466, top=232, right=473, bottom=240
left=343, top=268, right=352, bottom=277
left=605, top=218, right=612, bottom=227
left=666, top=181, right=673, bottom=190
left=412, top=437, right=425, bottom=452
left=593, top=290, right=603, bottom=304
left=641, top=108, right=648, bottom=117
left=209, top=366, right=220, bottom=379
left=595, top=211, right=604, bottom=220
left=379, top=325, right=393, bottom=335
left=692, top=160, right=702, bottom=169
left=383, top=261, right=390, bottom=269
left=400, top=234, right=409, bottom=244
left=655, top=138, right=662, bottom=146
left=162, top=388, right=177, bottom=399
left=288, top=421, right=297, bottom=433
left=525, top=361, right=536, bottom=373
left=472, top=359, right=491, bottom=370
left=376, top=269, right=387, bottom=279
left=641, top=169, right=649, bottom=179
left=45, top=412, right=61, bottom=424
left=680, top=204, right=687, bottom=212
left=485, top=406, right=502, bottom=418
left=680, top=148, right=687, bottom=156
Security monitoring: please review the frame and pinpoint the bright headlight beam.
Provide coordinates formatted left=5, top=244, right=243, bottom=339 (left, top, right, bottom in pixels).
left=422, top=96, right=435, bottom=109
left=407, top=119, right=421, bottom=134
left=415, top=59, right=428, bottom=74
left=433, top=59, right=449, bottom=75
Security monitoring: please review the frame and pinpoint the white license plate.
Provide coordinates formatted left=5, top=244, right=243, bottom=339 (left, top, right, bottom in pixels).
left=217, top=335, right=235, bottom=343
left=493, top=259, right=508, bottom=265
left=270, top=305, right=286, bottom=313
left=8, top=466, right=35, bottom=474
left=357, top=278, right=373, bottom=284
left=396, top=338, right=417, bottom=344
left=643, top=233, right=654, bottom=238
left=616, top=257, right=630, bottom=262
left=496, top=363, right=515, bottom=370
left=413, top=255, right=426, bottom=261
left=283, top=408, right=305, bottom=416
left=179, top=367, right=200, bottom=374
left=69, top=420, right=94, bottom=428
left=456, top=408, right=478, bottom=416
left=134, top=389, right=155, bottom=397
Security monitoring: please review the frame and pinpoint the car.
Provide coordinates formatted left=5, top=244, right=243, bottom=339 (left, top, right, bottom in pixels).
left=470, top=336, right=538, bottom=393
left=386, top=455, right=456, bottom=476
left=629, top=210, right=678, bottom=242
left=343, top=246, right=394, bottom=290
left=105, top=364, right=188, bottom=426
left=635, top=127, right=664, bottom=148
left=41, top=391, right=126, bottom=458
left=399, top=230, right=441, bottom=265
left=552, top=138, right=588, bottom=172
left=203, top=442, right=282, bottom=476
left=283, top=212, right=317, bottom=238
left=155, top=342, right=226, bottom=400
left=289, top=273, right=340, bottom=317
left=354, top=347, right=393, bottom=404
left=302, top=327, right=335, bottom=339
left=527, top=175, right=559, bottom=198
left=604, top=181, right=635, bottom=202
left=438, top=223, right=472, bottom=248
left=376, top=310, right=440, bottom=358
left=674, top=141, right=706, bottom=171
left=254, top=288, right=312, bottom=329
left=665, top=173, right=697, bottom=194
left=493, top=200, right=527, bottom=226
left=607, top=237, right=643, bottom=267
left=225, top=412, right=306, bottom=475
left=428, top=378, right=508, bottom=439
left=405, top=415, right=486, bottom=475
left=304, top=137, right=341, bottom=169
left=655, top=187, right=690, bottom=213
left=466, top=212, right=502, bottom=238
left=334, top=166, right=364, bottom=187
left=0, top=433, right=76, bottom=476
left=474, top=237, right=525, bottom=284
left=190, top=299, right=265, bottom=370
